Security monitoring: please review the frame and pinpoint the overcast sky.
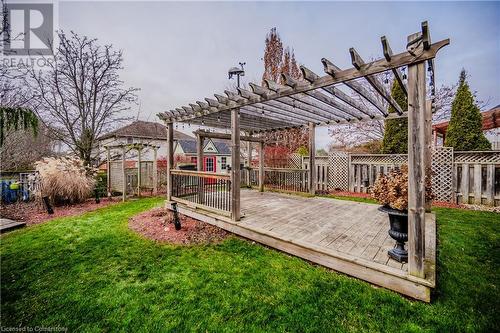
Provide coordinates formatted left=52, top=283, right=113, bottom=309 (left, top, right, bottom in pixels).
left=59, top=1, right=500, bottom=149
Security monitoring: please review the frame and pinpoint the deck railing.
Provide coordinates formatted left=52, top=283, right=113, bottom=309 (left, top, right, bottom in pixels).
left=241, top=167, right=309, bottom=193
left=171, top=170, right=232, bottom=215
left=263, top=168, right=309, bottom=193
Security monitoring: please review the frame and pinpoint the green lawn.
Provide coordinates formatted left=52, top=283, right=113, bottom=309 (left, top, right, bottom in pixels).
left=1, top=197, right=499, bottom=332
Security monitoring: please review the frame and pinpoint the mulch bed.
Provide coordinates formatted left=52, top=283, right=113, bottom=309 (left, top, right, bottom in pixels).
left=129, top=208, right=228, bottom=245
left=0, top=198, right=118, bottom=226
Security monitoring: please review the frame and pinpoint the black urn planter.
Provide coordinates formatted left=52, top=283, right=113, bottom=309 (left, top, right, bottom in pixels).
left=378, top=205, right=408, bottom=263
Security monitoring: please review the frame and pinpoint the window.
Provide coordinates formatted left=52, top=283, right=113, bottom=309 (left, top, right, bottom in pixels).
left=221, top=157, right=227, bottom=170
left=205, top=157, right=214, bottom=172
left=127, top=137, right=133, bottom=144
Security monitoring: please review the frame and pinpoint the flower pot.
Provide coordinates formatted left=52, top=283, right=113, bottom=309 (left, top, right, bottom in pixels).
left=378, top=205, right=408, bottom=263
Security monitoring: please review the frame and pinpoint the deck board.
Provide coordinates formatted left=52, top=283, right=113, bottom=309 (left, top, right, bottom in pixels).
left=168, top=189, right=436, bottom=301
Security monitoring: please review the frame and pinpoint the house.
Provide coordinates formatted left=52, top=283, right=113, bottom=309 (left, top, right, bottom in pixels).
left=175, top=138, right=231, bottom=172
left=432, top=105, right=500, bottom=149
left=97, top=120, right=194, bottom=162
left=97, top=120, right=231, bottom=173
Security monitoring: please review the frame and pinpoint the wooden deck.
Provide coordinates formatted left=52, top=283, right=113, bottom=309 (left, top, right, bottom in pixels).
left=0, top=218, right=26, bottom=233
left=167, top=189, right=436, bottom=302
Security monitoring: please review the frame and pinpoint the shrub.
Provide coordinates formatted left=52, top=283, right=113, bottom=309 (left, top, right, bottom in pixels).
left=95, top=172, right=107, bottom=197
left=35, top=156, right=96, bottom=205
left=444, top=70, right=491, bottom=151
left=381, top=80, right=408, bottom=154
left=371, top=165, right=434, bottom=211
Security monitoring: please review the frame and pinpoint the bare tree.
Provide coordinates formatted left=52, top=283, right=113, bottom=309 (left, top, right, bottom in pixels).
left=26, top=31, right=138, bottom=165
left=327, top=75, right=388, bottom=150
left=261, top=28, right=305, bottom=153
left=0, top=124, right=56, bottom=171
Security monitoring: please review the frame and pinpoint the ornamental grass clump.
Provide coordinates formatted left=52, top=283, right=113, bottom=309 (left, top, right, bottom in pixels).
left=35, top=156, right=96, bottom=205
left=371, top=165, right=434, bottom=211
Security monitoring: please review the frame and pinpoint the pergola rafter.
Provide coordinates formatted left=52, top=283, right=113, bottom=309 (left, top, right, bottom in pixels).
left=159, top=24, right=447, bottom=131
left=349, top=47, right=404, bottom=115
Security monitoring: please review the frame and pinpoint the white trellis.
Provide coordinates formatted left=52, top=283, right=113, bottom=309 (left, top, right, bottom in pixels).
left=431, top=147, right=454, bottom=202
left=328, top=152, right=349, bottom=190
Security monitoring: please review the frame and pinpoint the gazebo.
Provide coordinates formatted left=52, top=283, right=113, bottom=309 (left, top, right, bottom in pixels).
left=158, top=22, right=449, bottom=301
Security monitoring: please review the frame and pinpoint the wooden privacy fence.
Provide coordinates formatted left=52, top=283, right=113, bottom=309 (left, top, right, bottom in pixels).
left=171, top=170, right=232, bottom=215
left=454, top=151, right=500, bottom=206
left=303, top=156, right=329, bottom=192
left=325, top=148, right=500, bottom=206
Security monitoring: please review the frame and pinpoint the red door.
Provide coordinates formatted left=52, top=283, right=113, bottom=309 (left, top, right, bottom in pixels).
left=203, top=156, right=216, bottom=185
left=203, top=156, right=216, bottom=172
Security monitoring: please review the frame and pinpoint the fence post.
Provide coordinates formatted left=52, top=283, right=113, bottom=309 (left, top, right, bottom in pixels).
left=259, top=141, right=264, bottom=192
left=461, top=164, right=469, bottom=204
left=153, top=147, right=158, bottom=195
left=122, top=146, right=126, bottom=202
left=348, top=154, right=354, bottom=192
left=137, top=146, right=141, bottom=197
left=485, top=164, right=495, bottom=205
left=473, top=164, right=482, bottom=204
left=308, top=122, right=316, bottom=195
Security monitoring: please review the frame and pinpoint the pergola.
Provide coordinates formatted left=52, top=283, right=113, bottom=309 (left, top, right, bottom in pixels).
left=159, top=21, right=449, bottom=282
left=104, top=143, right=160, bottom=201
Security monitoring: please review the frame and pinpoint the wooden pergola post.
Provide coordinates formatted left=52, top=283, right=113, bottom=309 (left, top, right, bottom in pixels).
left=196, top=133, right=204, bottom=171
left=196, top=133, right=205, bottom=203
left=259, top=141, right=264, bottom=192
left=122, top=146, right=126, bottom=202
left=231, top=108, right=241, bottom=221
left=425, top=99, right=433, bottom=211
left=246, top=139, right=252, bottom=187
left=308, top=122, right=316, bottom=195
left=152, top=146, right=158, bottom=195
left=407, top=32, right=427, bottom=279
left=106, top=147, right=111, bottom=197
left=137, top=146, right=141, bottom=197
left=166, top=122, right=174, bottom=201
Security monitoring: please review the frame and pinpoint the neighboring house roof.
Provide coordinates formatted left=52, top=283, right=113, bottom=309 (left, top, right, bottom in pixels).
left=433, top=105, right=500, bottom=134
left=177, top=140, right=197, bottom=154
left=212, top=141, right=231, bottom=154
left=98, top=120, right=193, bottom=141
left=177, top=139, right=230, bottom=155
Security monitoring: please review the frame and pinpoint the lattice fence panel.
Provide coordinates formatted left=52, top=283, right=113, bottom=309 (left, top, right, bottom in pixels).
left=289, top=153, right=303, bottom=169
left=453, top=151, right=500, bottom=164
left=350, top=154, right=408, bottom=165
left=328, top=152, right=349, bottom=190
left=431, top=147, right=454, bottom=202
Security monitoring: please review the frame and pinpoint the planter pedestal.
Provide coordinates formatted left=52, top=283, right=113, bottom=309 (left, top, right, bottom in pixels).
left=378, top=206, right=408, bottom=263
